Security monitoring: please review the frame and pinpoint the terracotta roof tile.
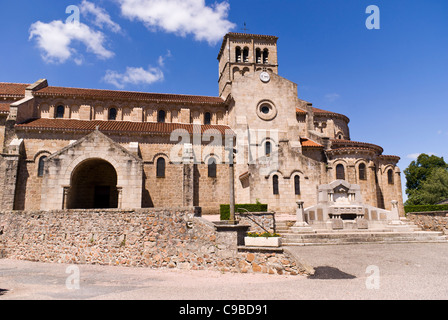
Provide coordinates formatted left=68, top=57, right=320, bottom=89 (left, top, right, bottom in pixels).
left=329, top=139, right=384, bottom=154
left=34, top=86, right=225, bottom=105
left=295, top=106, right=350, bottom=123
left=0, top=103, right=10, bottom=113
left=15, top=118, right=234, bottom=135
left=300, top=138, right=324, bottom=148
left=0, top=83, right=29, bottom=97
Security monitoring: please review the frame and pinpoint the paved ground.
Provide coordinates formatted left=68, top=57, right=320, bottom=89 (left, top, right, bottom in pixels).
left=1, top=243, right=448, bottom=300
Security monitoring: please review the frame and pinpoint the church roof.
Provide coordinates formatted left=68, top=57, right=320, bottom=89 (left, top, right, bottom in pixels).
left=0, top=83, right=29, bottom=98
left=0, top=103, right=11, bottom=114
left=15, top=118, right=234, bottom=136
left=0, top=82, right=225, bottom=105
left=328, top=139, right=384, bottom=155
left=34, top=86, right=225, bottom=105
left=300, top=138, right=324, bottom=148
left=296, top=106, right=350, bottom=123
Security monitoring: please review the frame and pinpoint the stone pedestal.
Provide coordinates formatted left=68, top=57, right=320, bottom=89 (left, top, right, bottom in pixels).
left=293, top=201, right=314, bottom=233
left=389, top=200, right=404, bottom=225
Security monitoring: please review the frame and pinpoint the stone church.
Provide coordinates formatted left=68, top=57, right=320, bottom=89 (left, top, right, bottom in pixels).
left=0, top=32, right=404, bottom=217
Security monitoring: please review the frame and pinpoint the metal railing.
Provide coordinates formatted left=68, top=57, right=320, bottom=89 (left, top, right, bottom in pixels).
left=236, top=208, right=274, bottom=234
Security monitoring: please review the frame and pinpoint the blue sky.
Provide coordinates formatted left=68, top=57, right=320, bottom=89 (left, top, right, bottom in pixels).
left=0, top=0, right=447, bottom=198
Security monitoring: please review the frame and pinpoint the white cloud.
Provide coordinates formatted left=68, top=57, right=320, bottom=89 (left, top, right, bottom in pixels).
left=118, top=0, right=235, bottom=44
left=103, top=66, right=164, bottom=89
left=80, top=0, right=122, bottom=33
left=407, top=152, right=438, bottom=160
left=29, top=20, right=114, bottom=64
left=157, top=50, right=172, bottom=67
left=324, top=93, right=341, bottom=102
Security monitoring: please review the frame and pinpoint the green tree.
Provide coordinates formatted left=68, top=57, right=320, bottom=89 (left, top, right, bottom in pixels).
left=404, top=154, right=448, bottom=205
left=416, top=168, right=448, bottom=205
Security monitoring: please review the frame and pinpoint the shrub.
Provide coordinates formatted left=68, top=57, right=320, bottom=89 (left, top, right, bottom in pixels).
left=220, top=204, right=268, bottom=221
left=246, top=232, right=280, bottom=238
left=404, top=204, right=448, bottom=213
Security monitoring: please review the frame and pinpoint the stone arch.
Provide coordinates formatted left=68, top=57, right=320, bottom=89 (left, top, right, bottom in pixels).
left=151, top=152, right=170, bottom=164
left=357, top=161, right=368, bottom=181
left=285, top=169, right=304, bottom=179
left=40, top=130, right=143, bottom=210
left=33, top=150, right=52, bottom=162
left=242, top=67, right=250, bottom=76
left=233, top=66, right=241, bottom=80
left=67, top=158, right=119, bottom=209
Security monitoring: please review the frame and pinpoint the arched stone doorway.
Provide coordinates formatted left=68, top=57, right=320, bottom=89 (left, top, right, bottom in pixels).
left=68, top=158, right=119, bottom=209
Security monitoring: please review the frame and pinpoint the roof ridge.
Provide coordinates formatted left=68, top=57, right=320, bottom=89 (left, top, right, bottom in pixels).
left=39, top=85, right=223, bottom=99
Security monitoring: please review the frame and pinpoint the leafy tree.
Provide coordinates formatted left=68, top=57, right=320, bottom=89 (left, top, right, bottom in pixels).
left=404, top=154, right=448, bottom=205
left=416, top=168, right=448, bottom=205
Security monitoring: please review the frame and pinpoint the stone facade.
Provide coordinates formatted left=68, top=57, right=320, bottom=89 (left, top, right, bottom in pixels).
left=0, top=208, right=308, bottom=275
left=0, top=32, right=404, bottom=215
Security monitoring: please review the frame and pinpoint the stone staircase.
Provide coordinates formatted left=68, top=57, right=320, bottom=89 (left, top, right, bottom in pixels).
left=276, top=218, right=448, bottom=246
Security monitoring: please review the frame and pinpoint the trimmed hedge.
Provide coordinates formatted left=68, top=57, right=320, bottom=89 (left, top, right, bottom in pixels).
left=405, top=204, right=448, bottom=213
left=220, top=204, right=268, bottom=221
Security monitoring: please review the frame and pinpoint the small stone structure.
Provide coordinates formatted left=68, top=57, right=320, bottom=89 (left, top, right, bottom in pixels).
left=0, top=208, right=308, bottom=276
left=300, top=180, right=402, bottom=231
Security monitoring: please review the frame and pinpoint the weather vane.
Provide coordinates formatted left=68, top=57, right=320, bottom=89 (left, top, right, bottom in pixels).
left=241, top=22, right=249, bottom=33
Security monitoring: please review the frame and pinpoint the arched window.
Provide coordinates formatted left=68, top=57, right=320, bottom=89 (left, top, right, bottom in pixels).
left=56, top=105, right=65, bottom=118
left=336, top=164, right=345, bottom=180
left=256, top=48, right=262, bottom=64
left=208, top=157, right=217, bottom=178
left=388, top=169, right=394, bottom=185
left=294, top=175, right=301, bottom=195
left=359, top=163, right=367, bottom=181
left=273, top=175, right=279, bottom=195
left=243, top=47, right=249, bottom=62
left=265, top=141, right=272, bottom=156
left=204, top=112, right=211, bottom=125
left=236, top=47, right=242, bottom=62
left=109, top=108, right=117, bottom=121
left=158, top=110, right=166, bottom=123
left=263, top=49, right=269, bottom=64
left=38, top=156, right=47, bottom=177
left=156, top=157, right=166, bottom=178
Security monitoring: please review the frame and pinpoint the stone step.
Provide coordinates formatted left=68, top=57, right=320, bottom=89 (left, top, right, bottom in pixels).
left=280, top=231, right=448, bottom=246
left=275, top=217, right=448, bottom=245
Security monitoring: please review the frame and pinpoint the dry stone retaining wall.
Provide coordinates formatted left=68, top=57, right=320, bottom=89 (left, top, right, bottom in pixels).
left=407, top=211, right=448, bottom=234
left=0, top=208, right=307, bottom=276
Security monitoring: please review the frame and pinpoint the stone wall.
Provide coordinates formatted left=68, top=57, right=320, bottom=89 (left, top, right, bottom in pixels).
left=407, top=212, right=448, bottom=234
left=236, top=212, right=276, bottom=234
left=0, top=208, right=308, bottom=276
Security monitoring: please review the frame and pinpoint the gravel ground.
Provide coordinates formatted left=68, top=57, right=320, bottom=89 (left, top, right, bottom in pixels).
left=1, top=243, right=448, bottom=301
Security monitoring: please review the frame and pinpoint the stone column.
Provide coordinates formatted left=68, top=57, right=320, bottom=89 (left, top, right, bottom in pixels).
left=62, top=186, right=70, bottom=209
left=182, top=144, right=194, bottom=207
left=292, top=201, right=314, bottom=233
left=117, top=187, right=123, bottom=209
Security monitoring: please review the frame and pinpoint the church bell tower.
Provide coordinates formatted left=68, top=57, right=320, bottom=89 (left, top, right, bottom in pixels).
left=217, top=33, right=279, bottom=100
